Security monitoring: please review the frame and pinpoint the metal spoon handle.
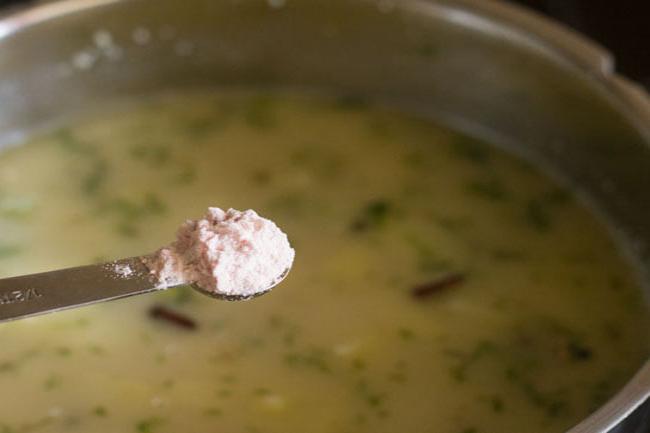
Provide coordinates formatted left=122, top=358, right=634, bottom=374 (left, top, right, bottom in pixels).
left=0, top=257, right=159, bottom=323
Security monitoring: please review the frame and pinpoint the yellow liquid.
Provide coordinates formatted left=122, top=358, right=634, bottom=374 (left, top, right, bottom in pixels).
left=0, top=93, right=646, bottom=433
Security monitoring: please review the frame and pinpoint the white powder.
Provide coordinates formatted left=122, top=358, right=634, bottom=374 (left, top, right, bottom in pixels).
left=113, top=264, right=134, bottom=278
left=144, top=208, right=294, bottom=297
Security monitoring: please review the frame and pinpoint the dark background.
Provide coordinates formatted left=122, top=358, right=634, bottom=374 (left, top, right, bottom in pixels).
left=0, top=0, right=648, bottom=88
left=508, top=0, right=649, bottom=88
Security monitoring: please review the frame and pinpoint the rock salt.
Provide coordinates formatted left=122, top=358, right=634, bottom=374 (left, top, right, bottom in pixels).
left=144, top=208, right=294, bottom=297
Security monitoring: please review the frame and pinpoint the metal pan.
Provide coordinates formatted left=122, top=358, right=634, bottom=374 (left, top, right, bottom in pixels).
left=0, top=0, right=647, bottom=431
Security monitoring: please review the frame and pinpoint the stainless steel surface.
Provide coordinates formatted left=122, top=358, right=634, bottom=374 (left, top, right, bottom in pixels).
left=0, top=0, right=647, bottom=431
left=568, top=362, right=650, bottom=433
left=0, top=257, right=157, bottom=322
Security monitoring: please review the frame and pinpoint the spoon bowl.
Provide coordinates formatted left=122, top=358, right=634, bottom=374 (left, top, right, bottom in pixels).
left=191, top=267, right=291, bottom=301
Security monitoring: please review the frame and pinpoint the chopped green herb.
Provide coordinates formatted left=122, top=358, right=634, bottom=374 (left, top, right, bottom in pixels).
left=524, top=199, right=552, bottom=232
left=104, top=197, right=142, bottom=219
left=0, top=361, right=16, bottom=373
left=43, top=374, right=62, bottom=390
left=448, top=341, right=497, bottom=382
left=351, top=358, right=367, bottom=371
left=251, top=169, right=272, bottom=186
left=356, top=379, right=386, bottom=411
left=398, top=328, right=415, bottom=341
left=500, top=319, right=585, bottom=417
left=102, top=193, right=168, bottom=237
left=0, top=195, right=35, bottom=219
left=245, top=336, right=266, bottom=349
left=135, top=417, right=164, bottom=433
left=220, top=374, right=237, bottom=384
left=267, top=192, right=308, bottom=215
left=203, top=407, right=223, bottom=417
left=88, top=345, right=106, bottom=355
left=183, top=117, right=219, bottom=138
left=115, top=221, right=139, bottom=238
left=129, top=143, right=171, bottom=166
left=387, top=360, right=408, bottom=383
left=0, top=244, right=21, bottom=259
left=143, top=193, right=167, bottom=215
left=289, top=145, right=343, bottom=178
left=354, top=413, right=368, bottom=425
left=216, top=389, right=232, bottom=398
left=388, top=370, right=407, bottom=383
left=0, top=424, right=14, bottom=433
left=480, top=395, right=505, bottom=413
left=55, top=129, right=94, bottom=155
left=566, top=339, right=593, bottom=361
left=173, top=165, right=197, bottom=185
left=54, top=129, right=111, bottom=196
left=253, top=387, right=271, bottom=396
left=466, top=177, right=508, bottom=201
left=522, top=188, right=572, bottom=232
left=451, top=137, right=490, bottom=164
left=405, top=235, right=452, bottom=273
left=433, top=215, right=473, bottom=231
left=211, top=320, right=227, bottom=332
left=1, top=417, right=52, bottom=433
left=284, top=349, right=331, bottom=373
left=268, top=314, right=284, bottom=329
left=93, top=406, right=108, bottom=417
left=170, top=286, right=194, bottom=305
left=350, top=199, right=392, bottom=232
left=505, top=367, right=569, bottom=418
left=366, top=394, right=383, bottom=407
left=244, top=96, right=276, bottom=129
left=283, top=330, right=298, bottom=347
left=55, top=346, right=72, bottom=357
left=266, top=316, right=292, bottom=335
left=82, top=159, right=109, bottom=195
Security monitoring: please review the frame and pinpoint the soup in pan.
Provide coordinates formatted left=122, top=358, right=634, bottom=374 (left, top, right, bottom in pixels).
left=0, top=93, right=647, bottom=433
